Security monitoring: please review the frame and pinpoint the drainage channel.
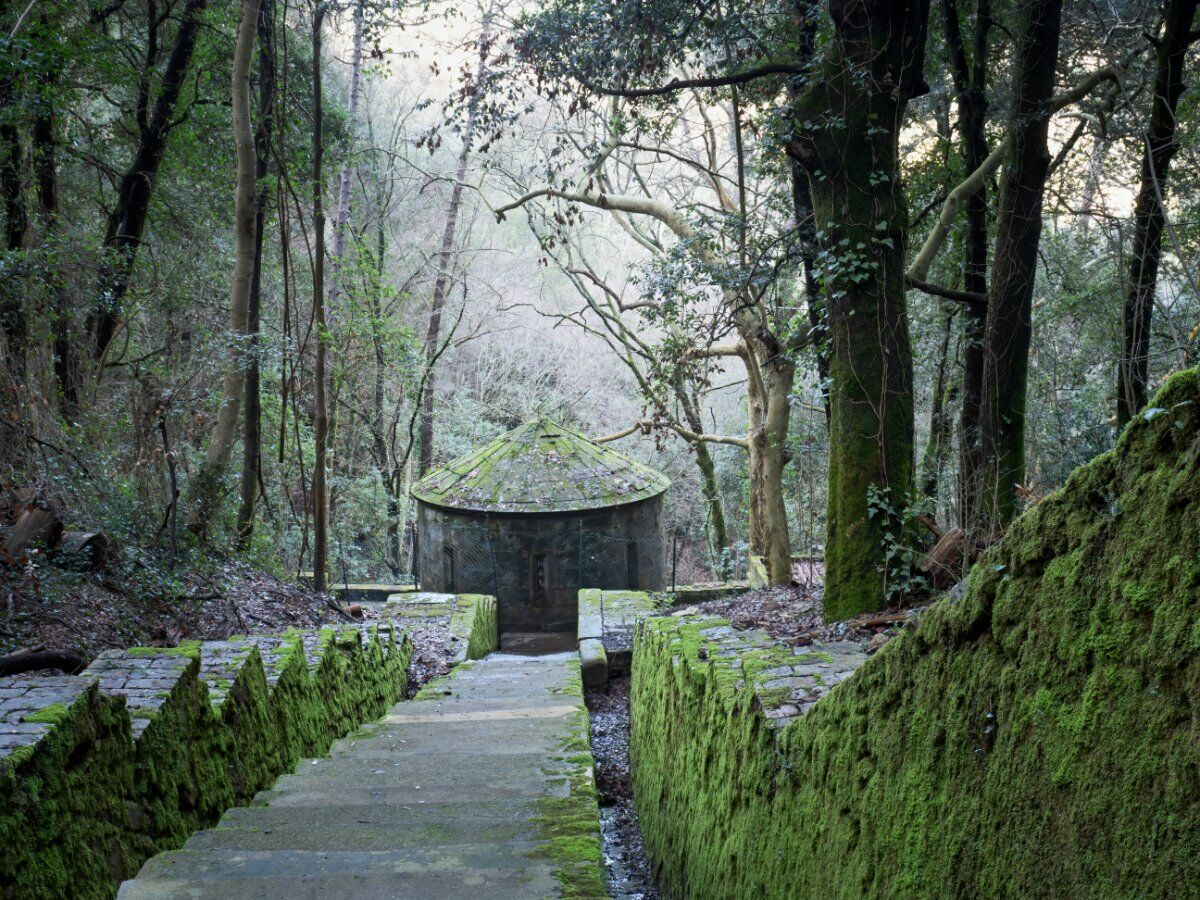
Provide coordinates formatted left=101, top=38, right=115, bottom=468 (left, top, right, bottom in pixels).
left=586, top=674, right=661, bottom=899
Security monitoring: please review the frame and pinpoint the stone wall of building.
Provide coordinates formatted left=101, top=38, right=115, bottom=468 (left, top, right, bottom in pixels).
left=416, top=497, right=665, bottom=633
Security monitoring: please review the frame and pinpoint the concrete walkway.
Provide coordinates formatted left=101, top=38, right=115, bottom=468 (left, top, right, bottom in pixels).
left=119, top=652, right=604, bottom=899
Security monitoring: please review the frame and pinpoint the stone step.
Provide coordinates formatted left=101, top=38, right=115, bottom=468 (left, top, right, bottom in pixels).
left=211, top=797, right=541, bottom=832
left=283, top=749, right=564, bottom=781
left=252, top=772, right=571, bottom=807
left=326, top=728, right=567, bottom=757
left=186, top=817, right=534, bottom=852
left=120, top=651, right=603, bottom=898
left=118, top=846, right=559, bottom=899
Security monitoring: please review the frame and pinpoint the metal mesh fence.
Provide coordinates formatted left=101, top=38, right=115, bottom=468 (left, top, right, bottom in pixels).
left=443, top=522, right=500, bottom=597
left=579, top=529, right=641, bottom=591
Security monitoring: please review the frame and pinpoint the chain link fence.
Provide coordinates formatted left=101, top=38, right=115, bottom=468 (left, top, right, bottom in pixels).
left=579, top=529, right=641, bottom=591
left=441, top=522, right=500, bottom=597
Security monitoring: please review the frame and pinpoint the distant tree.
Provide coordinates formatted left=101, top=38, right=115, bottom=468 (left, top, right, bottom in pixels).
left=1117, top=0, right=1200, bottom=425
left=186, top=0, right=261, bottom=537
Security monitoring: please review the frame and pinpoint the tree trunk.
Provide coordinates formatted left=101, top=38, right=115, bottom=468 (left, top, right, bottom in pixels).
left=790, top=0, right=928, bottom=621
left=418, top=16, right=491, bottom=475
left=31, top=80, right=72, bottom=409
left=0, top=55, right=26, bottom=380
left=786, top=2, right=829, bottom=423
left=675, top=380, right=730, bottom=572
left=88, top=0, right=212, bottom=363
left=790, top=162, right=829, bottom=423
left=185, top=0, right=258, bottom=537
left=0, top=505, right=63, bottom=562
left=1116, top=0, right=1199, bottom=425
left=311, top=4, right=329, bottom=593
left=326, top=0, right=365, bottom=320
left=941, top=0, right=991, bottom=528
left=236, top=0, right=276, bottom=549
left=745, top=355, right=796, bottom=585
left=976, top=0, right=1063, bottom=539
left=921, top=306, right=956, bottom=500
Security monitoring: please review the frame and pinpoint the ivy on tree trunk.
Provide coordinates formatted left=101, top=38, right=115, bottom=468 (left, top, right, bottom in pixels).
left=788, top=0, right=930, bottom=621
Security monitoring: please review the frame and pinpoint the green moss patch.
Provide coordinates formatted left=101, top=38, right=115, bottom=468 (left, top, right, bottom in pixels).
left=0, top=681, right=135, bottom=899
left=448, top=593, right=499, bottom=661
left=532, top=663, right=605, bottom=899
left=632, top=367, right=1200, bottom=898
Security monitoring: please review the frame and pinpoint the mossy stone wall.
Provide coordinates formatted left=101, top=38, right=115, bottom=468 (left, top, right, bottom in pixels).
left=0, top=681, right=133, bottom=899
left=1, top=616, right=422, bottom=899
left=632, top=368, right=1200, bottom=898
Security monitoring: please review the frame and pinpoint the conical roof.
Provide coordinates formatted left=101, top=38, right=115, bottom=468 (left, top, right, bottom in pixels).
left=411, top=419, right=670, bottom=513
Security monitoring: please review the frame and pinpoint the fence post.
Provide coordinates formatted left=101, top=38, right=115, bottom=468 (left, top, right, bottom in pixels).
left=578, top=519, right=584, bottom=588
left=671, top=531, right=678, bottom=592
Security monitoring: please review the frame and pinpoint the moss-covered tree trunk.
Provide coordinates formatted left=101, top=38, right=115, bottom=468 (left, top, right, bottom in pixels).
left=976, top=0, right=1062, bottom=538
left=790, top=0, right=928, bottom=621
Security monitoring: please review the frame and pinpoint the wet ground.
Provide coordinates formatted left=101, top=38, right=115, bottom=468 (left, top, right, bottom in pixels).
left=586, top=675, right=660, bottom=899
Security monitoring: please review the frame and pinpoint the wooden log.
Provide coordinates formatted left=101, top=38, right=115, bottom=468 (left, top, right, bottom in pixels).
left=917, top=527, right=966, bottom=589
left=917, top=514, right=945, bottom=538
left=853, top=611, right=910, bottom=629
left=0, top=646, right=87, bottom=676
left=0, top=505, right=64, bottom=563
left=51, top=532, right=110, bottom=572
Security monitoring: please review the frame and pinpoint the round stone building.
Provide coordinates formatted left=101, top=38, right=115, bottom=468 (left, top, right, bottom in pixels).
left=411, top=419, right=669, bottom=634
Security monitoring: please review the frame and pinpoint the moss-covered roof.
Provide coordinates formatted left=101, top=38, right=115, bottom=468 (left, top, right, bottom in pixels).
left=410, top=419, right=670, bottom=513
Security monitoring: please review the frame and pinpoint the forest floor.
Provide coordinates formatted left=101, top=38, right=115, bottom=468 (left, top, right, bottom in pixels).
left=0, top=558, right=348, bottom=664
left=677, top=582, right=930, bottom=653
left=0, top=556, right=464, bottom=694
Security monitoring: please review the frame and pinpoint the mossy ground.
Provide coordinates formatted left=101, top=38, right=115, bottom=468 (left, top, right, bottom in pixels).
left=632, top=368, right=1200, bottom=898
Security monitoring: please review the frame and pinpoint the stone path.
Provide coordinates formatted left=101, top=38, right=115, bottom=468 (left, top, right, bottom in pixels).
left=119, top=651, right=603, bottom=899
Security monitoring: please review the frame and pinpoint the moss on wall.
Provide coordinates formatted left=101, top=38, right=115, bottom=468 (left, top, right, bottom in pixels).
left=3, top=611, right=421, bottom=899
left=453, top=594, right=499, bottom=661
left=0, top=683, right=135, bottom=899
left=124, top=654, right=225, bottom=857
left=632, top=367, right=1200, bottom=898
left=254, top=634, right=325, bottom=774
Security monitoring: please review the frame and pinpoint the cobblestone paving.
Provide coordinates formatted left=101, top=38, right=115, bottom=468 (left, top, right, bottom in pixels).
left=193, top=640, right=259, bottom=712
left=596, top=591, right=664, bottom=656
left=83, top=650, right=193, bottom=738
